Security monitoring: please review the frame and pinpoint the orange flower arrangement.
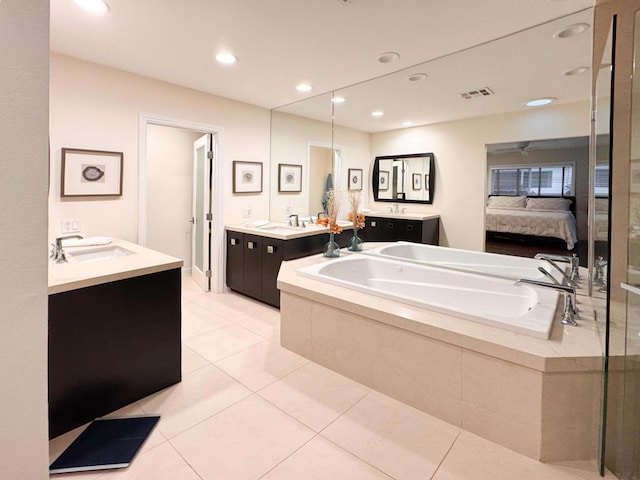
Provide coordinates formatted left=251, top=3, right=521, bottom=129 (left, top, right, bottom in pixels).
left=348, top=211, right=366, bottom=229
left=316, top=189, right=343, bottom=234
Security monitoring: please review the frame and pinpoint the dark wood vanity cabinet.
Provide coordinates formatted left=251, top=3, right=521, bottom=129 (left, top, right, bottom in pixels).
left=226, top=231, right=283, bottom=308
left=362, top=216, right=439, bottom=244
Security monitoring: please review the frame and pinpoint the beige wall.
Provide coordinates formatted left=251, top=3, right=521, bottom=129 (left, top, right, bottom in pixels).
left=370, top=101, right=590, bottom=250
left=0, top=0, right=50, bottom=477
left=49, top=53, right=271, bottom=243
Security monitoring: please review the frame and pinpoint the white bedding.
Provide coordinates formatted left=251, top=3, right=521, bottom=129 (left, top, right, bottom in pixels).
left=485, top=207, right=578, bottom=250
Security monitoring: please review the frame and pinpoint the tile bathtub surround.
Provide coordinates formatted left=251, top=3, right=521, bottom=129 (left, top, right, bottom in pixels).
left=48, top=280, right=611, bottom=480
left=278, top=255, right=606, bottom=463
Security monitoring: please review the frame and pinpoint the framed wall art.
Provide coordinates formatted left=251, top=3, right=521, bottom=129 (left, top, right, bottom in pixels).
left=412, top=173, right=422, bottom=190
left=232, top=161, right=263, bottom=193
left=278, top=164, right=302, bottom=192
left=348, top=168, right=363, bottom=191
left=379, top=170, right=390, bottom=191
left=61, top=148, right=123, bottom=197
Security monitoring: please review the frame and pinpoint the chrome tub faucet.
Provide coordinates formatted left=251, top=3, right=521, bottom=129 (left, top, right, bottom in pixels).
left=515, top=278, right=578, bottom=326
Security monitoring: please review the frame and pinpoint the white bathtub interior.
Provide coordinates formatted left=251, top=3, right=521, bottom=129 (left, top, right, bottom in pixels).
left=297, top=255, right=559, bottom=339
left=365, top=241, right=569, bottom=283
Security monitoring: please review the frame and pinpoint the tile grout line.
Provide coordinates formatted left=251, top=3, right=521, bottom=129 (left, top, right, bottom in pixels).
left=429, top=430, right=461, bottom=480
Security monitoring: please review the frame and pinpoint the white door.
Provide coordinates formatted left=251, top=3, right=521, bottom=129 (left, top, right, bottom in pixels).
left=191, top=134, right=213, bottom=291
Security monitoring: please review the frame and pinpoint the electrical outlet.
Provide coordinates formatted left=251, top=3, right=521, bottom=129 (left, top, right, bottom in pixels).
left=61, top=219, right=81, bottom=233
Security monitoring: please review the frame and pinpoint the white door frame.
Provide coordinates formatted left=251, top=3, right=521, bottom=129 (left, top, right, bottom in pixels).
left=138, top=113, right=226, bottom=294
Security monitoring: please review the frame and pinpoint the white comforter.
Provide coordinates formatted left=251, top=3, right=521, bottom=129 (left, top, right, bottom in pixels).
left=485, top=207, right=578, bottom=250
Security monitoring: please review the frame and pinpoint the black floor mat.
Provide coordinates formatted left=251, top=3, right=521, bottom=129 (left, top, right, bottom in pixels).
left=49, top=415, right=160, bottom=475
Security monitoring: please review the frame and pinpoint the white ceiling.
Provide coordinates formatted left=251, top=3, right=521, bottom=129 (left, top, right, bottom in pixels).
left=50, top=0, right=595, bottom=128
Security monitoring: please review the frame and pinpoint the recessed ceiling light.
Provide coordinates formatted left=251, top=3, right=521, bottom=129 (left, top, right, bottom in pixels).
left=402, top=121, right=414, bottom=127
left=376, top=52, right=400, bottom=64
left=525, top=97, right=556, bottom=107
left=331, top=96, right=346, bottom=103
left=407, top=73, right=428, bottom=82
left=296, top=83, right=313, bottom=92
left=215, top=53, right=237, bottom=65
left=74, top=0, right=110, bottom=14
left=553, top=23, right=590, bottom=39
left=563, top=66, right=590, bottom=76
left=371, top=111, right=384, bottom=117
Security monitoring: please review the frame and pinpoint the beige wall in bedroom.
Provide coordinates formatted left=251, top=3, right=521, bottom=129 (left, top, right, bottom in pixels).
left=370, top=100, right=591, bottom=251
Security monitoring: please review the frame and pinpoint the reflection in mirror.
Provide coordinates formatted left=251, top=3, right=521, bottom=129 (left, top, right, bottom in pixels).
left=373, top=153, right=435, bottom=203
left=270, top=93, right=336, bottom=222
left=590, top=20, right=613, bottom=300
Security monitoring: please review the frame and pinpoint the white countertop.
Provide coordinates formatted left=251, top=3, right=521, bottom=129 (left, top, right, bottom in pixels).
left=48, top=238, right=183, bottom=294
left=366, top=211, right=440, bottom=221
left=277, top=248, right=607, bottom=373
left=226, top=221, right=348, bottom=240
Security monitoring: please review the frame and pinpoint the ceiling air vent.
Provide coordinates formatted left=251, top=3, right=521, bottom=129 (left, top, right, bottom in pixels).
left=459, top=87, right=495, bottom=100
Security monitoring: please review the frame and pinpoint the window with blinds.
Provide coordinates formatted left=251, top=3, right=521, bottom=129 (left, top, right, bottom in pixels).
left=594, top=164, right=609, bottom=196
left=489, top=164, right=575, bottom=196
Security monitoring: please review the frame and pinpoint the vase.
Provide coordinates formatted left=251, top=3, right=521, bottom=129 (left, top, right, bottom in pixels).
left=347, top=228, right=363, bottom=252
left=323, top=232, right=340, bottom=258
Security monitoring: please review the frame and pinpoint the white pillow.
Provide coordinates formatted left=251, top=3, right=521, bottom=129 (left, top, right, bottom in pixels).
left=487, top=195, right=527, bottom=208
left=526, top=197, right=572, bottom=211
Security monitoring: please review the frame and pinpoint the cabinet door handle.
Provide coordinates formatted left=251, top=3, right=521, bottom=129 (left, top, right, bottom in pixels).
left=370, top=221, right=377, bottom=227
left=387, top=222, right=394, bottom=229
left=266, top=245, right=275, bottom=254
left=247, top=241, right=255, bottom=249
left=230, top=238, right=238, bottom=246
left=407, top=225, right=414, bottom=231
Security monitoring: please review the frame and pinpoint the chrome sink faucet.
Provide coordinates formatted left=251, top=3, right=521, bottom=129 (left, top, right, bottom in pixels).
left=391, top=203, right=399, bottom=214
left=51, top=235, right=83, bottom=263
left=515, top=278, right=578, bottom=326
left=288, top=214, right=299, bottom=227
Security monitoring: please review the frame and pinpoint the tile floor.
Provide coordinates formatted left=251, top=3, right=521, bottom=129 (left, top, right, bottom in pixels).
left=49, top=277, right=615, bottom=480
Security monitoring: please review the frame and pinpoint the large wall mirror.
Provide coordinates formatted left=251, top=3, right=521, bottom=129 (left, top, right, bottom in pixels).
left=269, top=9, right=597, bottom=240
left=372, top=153, right=435, bottom=203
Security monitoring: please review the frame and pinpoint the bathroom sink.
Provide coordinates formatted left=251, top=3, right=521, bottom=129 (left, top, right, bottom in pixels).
left=70, top=245, right=135, bottom=263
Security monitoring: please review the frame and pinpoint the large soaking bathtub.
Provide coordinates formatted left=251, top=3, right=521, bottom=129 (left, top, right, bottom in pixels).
left=365, top=241, right=568, bottom=283
left=297, top=254, right=559, bottom=339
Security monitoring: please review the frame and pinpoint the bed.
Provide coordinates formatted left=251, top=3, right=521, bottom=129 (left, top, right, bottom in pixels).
left=485, top=196, right=578, bottom=250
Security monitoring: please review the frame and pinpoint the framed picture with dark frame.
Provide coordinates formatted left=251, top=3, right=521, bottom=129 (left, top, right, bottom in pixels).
left=61, top=148, right=123, bottom=197
left=348, top=168, right=363, bottom=191
left=412, top=173, right=422, bottom=190
left=232, top=161, right=263, bottom=193
left=278, top=164, right=302, bottom=192
left=379, top=170, right=390, bottom=191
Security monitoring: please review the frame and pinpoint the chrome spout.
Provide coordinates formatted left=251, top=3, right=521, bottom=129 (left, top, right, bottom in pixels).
left=52, top=235, right=83, bottom=263
left=538, top=266, right=559, bottom=285
left=534, top=253, right=577, bottom=287
left=515, top=278, right=578, bottom=325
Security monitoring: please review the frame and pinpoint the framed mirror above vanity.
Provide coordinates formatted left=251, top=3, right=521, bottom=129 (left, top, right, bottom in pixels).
left=372, top=153, right=435, bottom=204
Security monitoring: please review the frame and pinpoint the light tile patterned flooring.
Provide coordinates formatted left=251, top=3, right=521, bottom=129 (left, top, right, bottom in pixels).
left=49, top=277, right=614, bottom=480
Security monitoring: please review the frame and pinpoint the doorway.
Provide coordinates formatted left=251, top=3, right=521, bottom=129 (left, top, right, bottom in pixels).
left=138, top=114, right=225, bottom=293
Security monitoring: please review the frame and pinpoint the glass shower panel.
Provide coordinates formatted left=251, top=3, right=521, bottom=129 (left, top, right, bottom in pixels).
left=618, top=10, right=640, bottom=479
